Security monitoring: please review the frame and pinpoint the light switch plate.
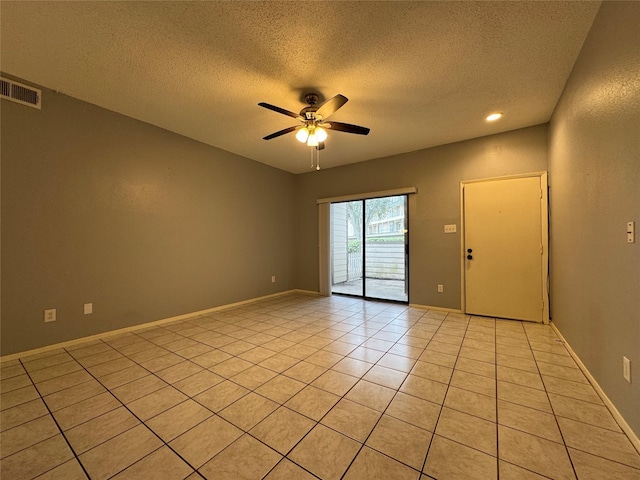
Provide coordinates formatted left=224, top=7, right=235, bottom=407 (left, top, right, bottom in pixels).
left=84, top=303, right=93, bottom=315
left=444, top=224, right=457, bottom=234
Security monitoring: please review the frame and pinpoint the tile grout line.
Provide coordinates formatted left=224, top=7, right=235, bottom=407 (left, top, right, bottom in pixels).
left=94, top=297, right=410, bottom=478
left=493, top=322, right=561, bottom=479
left=525, top=332, right=640, bottom=473
left=271, top=305, right=418, bottom=478
left=418, top=310, right=472, bottom=477
left=494, top=317, right=500, bottom=480
left=107, top=313, right=307, bottom=478
left=7, top=294, right=637, bottom=479
left=96, top=317, right=331, bottom=478
left=244, top=304, right=434, bottom=478
left=62, top=338, right=209, bottom=479
left=523, top=324, right=580, bottom=480
left=492, top=321, right=556, bottom=479
left=18, top=356, right=93, bottom=480
left=332, top=308, right=432, bottom=478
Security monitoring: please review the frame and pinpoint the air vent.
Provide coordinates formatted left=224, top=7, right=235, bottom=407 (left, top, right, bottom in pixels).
left=0, top=77, right=41, bottom=109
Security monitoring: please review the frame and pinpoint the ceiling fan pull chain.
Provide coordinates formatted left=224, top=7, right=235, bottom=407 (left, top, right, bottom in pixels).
left=309, top=147, right=320, bottom=170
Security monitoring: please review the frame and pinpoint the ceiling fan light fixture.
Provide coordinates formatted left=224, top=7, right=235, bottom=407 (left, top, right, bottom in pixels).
left=307, top=131, right=319, bottom=147
left=315, top=127, right=327, bottom=143
left=296, top=127, right=309, bottom=143
left=296, top=126, right=326, bottom=147
left=486, top=112, right=503, bottom=122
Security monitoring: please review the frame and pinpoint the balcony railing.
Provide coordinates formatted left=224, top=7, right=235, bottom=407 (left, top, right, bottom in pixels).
left=345, top=241, right=405, bottom=281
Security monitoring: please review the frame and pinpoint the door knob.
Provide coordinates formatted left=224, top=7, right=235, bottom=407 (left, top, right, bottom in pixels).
left=467, top=254, right=473, bottom=260
left=467, top=248, right=473, bottom=253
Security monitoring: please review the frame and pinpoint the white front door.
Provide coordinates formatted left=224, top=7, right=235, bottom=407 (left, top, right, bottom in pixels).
left=463, top=174, right=548, bottom=322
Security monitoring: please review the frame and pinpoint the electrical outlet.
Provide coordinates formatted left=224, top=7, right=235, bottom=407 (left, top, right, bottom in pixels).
left=623, top=356, right=631, bottom=383
left=44, top=308, right=56, bottom=323
left=271, top=275, right=276, bottom=283
left=437, top=284, right=444, bottom=293
left=84, top=303, right=93, bottom=315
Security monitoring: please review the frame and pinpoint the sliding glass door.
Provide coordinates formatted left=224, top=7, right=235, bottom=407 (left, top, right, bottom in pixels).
left=330, top=195, right=408, bottom=302
left=330, top=200, right=360, bottom=296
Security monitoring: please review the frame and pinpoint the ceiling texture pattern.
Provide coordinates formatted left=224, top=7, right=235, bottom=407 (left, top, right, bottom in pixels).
left=1, top=1, right=601, bottom=173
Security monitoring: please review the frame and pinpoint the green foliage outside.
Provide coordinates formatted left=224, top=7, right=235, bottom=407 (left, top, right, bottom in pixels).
left=367, top=236, right=404, bottom=243
left=348, top=236, right=404, bottom=252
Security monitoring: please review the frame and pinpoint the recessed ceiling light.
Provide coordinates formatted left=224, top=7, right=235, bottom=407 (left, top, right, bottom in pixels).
left=486, top=112, right=503, bottom=122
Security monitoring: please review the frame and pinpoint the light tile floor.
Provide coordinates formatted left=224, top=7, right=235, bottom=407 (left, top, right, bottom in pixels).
left=1, top=293, right=639, bottom=479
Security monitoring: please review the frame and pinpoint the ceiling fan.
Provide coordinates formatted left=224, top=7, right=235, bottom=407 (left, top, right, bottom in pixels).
left=259, top=93, right=370, bottom=150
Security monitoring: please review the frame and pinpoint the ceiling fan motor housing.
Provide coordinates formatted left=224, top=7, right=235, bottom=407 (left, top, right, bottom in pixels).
left=301, top=94, right=320, bottom=119
left=304, top=93, right=319, bottom=105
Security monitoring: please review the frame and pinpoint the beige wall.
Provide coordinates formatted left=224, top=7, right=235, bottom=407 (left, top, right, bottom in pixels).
left=549, top=1, right=640, bottom=435
left=1, top=80, right=296, bottom=355
left=294, top=125, right=548, bottom=308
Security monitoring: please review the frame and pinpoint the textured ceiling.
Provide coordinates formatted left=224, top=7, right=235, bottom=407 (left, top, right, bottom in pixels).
left=1, top=1, right=601, bottom=173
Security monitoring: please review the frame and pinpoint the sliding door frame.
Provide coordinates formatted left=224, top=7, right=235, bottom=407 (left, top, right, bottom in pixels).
left=318, top=187, right=416, bottom=302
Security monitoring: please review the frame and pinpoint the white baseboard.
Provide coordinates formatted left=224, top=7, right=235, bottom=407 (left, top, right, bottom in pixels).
left=1, top=289, right=302, bottom=363
left=551, top=323, right=640, bottom=455
left=292, top=289, right=323, bottom=296
left=408, top=303, right=463, bottom=313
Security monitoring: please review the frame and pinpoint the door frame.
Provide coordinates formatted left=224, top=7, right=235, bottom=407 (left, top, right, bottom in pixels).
left=459, top=172, right=549, bottom=323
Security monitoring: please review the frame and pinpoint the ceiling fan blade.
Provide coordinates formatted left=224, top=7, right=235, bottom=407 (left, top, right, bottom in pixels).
left=316, top=94, right=348, bottom=120
left=258, top=102, right=301, bottom=119
left=325, top=121, right=370, bottom=135
left=263, top=125, right=300, bottom=140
